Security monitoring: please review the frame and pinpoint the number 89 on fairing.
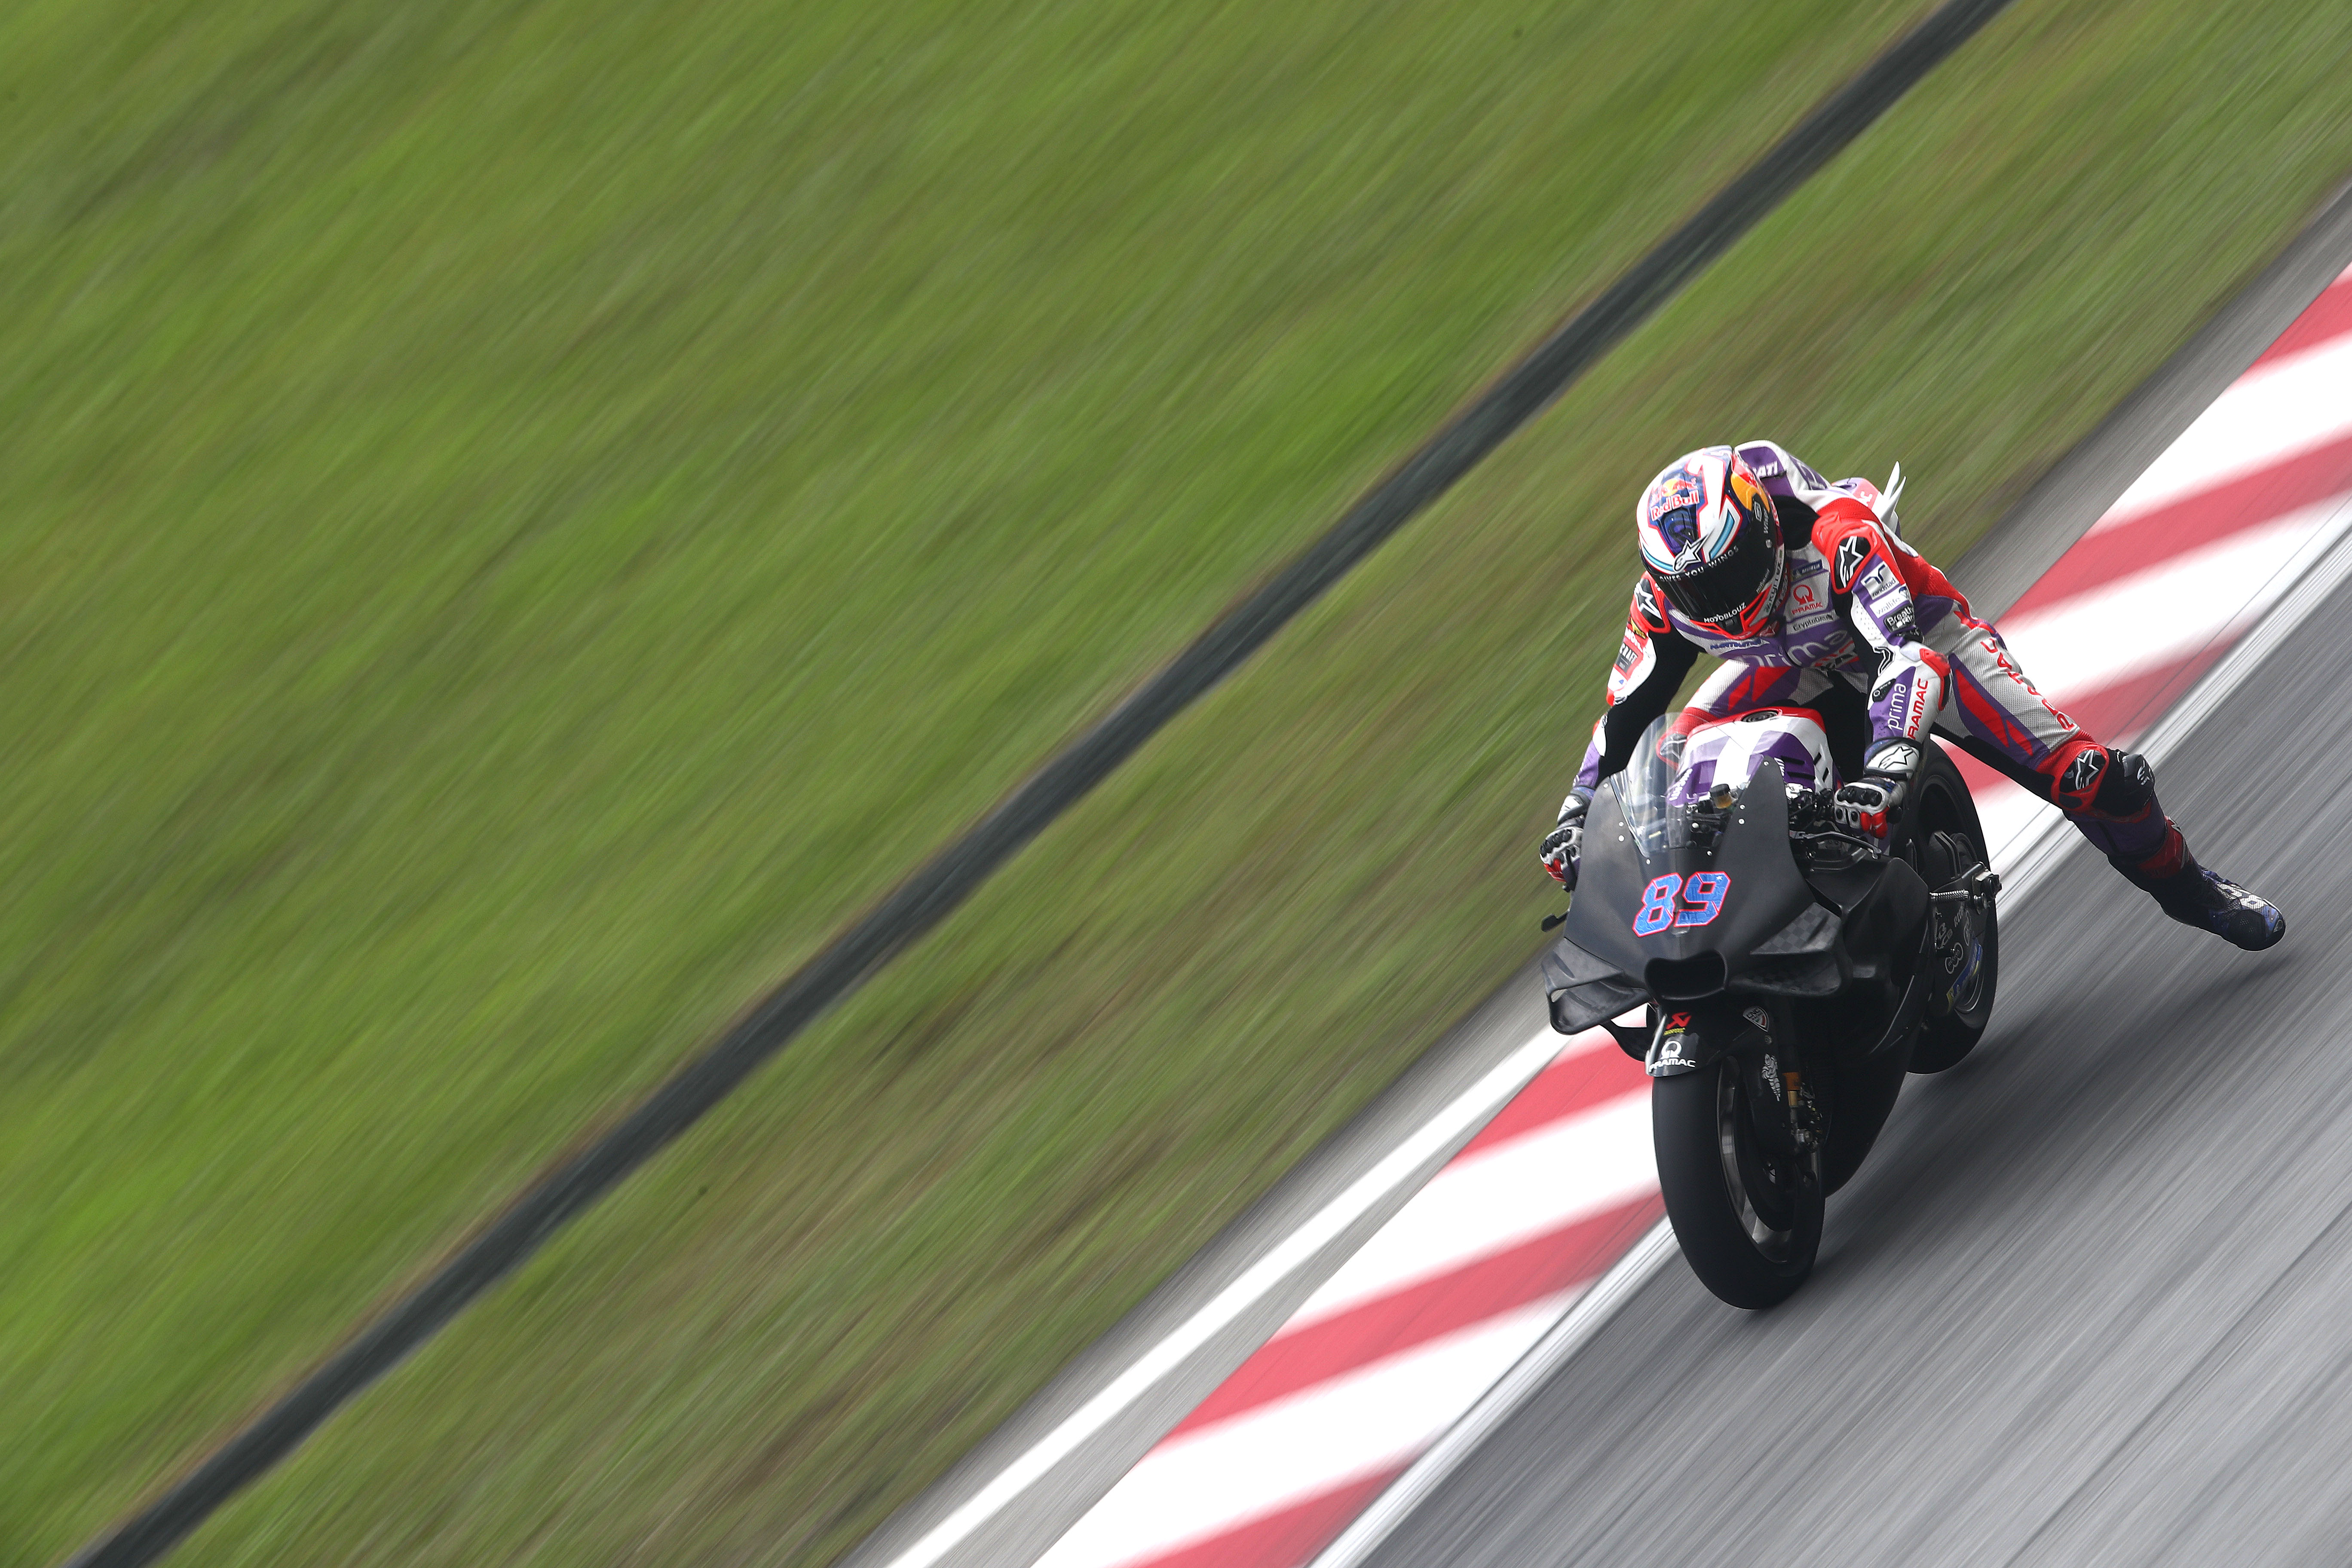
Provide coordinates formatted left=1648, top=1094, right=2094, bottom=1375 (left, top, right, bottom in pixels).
left=1632, top=871, right=1730, bottom=935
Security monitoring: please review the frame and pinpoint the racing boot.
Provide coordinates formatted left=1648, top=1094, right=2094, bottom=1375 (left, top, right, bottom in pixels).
left=2113, top=855, right=2286, bottom=951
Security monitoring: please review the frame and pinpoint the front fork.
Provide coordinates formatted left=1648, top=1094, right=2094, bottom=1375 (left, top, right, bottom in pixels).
left=1752, top=999, right=1823, bottom=1157
left=1645, top=1000, right=1823, bottom=1155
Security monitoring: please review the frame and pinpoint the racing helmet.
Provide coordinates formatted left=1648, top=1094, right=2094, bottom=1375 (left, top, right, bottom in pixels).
left=1634, top=446, right=1784, bottom=638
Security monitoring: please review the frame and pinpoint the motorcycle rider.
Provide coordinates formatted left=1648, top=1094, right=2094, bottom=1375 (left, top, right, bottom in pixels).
left=1538, top=442, right=2284, bottom=950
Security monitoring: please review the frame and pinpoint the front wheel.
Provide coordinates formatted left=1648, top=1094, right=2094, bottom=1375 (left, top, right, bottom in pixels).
left=1654, top=1059, right=1823, bottom=1309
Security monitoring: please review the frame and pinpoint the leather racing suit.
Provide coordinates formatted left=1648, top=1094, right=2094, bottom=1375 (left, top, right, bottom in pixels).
left=1571, top=440, right=2188, bottom=882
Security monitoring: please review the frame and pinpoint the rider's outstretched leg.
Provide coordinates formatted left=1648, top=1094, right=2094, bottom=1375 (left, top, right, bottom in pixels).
left=1928, top=623, right=2282, bottom=951
left=1958, top=730, right=2286, bottom=950
left=2041, top=741, right=2284, bottom=951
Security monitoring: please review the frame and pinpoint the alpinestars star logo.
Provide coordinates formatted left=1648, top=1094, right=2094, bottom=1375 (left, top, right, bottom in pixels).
left=1871, top=742, right=1921, bottom=778
left=1834, top=534, right=1871, bottom=588
left=2063, top=747, right=2105, bottom=801
left=1634, top=574, right=1664, bottom=626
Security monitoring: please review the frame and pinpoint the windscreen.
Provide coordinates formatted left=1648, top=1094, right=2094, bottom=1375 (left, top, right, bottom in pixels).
left=1606, top=714, right=1684, bottom=859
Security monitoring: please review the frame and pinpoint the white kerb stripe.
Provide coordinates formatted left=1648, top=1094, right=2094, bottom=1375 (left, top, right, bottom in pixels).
left=1995, top=499, right=2350, bottom=699
left=869, top=1027, right=1568, bottom=1568
left=1033, top=1295, right=1574, bottom=1568
left=2094, top=331, right=2352, bottom=530
left=1306, top=1225, right=1681, bottom=1568
left=1284, top=1089, right=1652, bottom=1329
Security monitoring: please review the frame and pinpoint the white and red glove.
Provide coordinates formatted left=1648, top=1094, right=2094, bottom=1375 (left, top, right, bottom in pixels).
left=1540, top=793, right=1588, bottom=888
left=1833, top=773, right=1907, bottom=841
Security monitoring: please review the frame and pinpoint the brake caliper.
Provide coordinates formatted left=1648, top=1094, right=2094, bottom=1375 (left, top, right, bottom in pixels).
left=1760, top=1052, right=1822, bottom=1152
left=1926, top=846, right=2000, bottom=1015
left=1752, top=1004, right=1822, bottom=1153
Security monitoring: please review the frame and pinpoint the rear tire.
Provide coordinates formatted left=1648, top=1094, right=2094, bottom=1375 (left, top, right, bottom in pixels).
left=1904, top=743, right=1999, bottom=1074
left=1654, top=1059, right=1822, bottom=1309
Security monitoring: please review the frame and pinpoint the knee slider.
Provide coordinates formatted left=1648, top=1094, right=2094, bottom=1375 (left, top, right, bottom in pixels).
left=2098, top=748, right=2157, bottom=816
left=2060, top=744, right=2156, bottom=817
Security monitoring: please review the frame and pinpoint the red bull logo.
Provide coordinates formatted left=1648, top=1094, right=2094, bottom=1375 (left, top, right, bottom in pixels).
left=1649, top=468, right=1704, bottom=519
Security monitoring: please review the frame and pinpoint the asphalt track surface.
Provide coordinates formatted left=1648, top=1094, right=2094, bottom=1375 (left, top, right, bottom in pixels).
left=1356, top=595, right=2352, bottom=1564
left=843, top=183, right=2352, bottom=1568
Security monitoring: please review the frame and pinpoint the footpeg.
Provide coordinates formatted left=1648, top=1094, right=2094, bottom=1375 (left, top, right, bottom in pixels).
left=1929, top=863, right=2000, bottom=911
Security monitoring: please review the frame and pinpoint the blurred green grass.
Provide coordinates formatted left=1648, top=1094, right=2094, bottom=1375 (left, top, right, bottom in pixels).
left=4, top=0, right=2350, bottom=1563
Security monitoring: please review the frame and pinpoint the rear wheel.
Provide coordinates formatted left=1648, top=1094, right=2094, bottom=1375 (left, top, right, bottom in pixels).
left=1654, top=1059, right=1823, bottom=1309
left=1903, top=744, right=1999, bottom=1074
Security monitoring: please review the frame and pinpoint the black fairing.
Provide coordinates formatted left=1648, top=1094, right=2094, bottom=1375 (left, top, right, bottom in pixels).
left=1841, top=856, right=1929, bottom=977
left=1550, top=760, right=1817, bottom=1012
left=1541, top=934, right=1647, bottom=1035
left=1542, top=732, right=1994, bottom=1244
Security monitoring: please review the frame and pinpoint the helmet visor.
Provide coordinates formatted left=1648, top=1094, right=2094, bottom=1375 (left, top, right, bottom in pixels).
left=1659, top=510, right=1779, bottom=625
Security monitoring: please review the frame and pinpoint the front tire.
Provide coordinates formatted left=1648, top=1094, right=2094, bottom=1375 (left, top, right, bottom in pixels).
left=1654, top=1059, right=1823, bottom=1309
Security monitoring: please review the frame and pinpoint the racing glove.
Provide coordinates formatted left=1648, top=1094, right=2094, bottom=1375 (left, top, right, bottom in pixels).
left=1832, top=774, right=1907, bottom=841
left=1540, top=793, right=1589, bottom=888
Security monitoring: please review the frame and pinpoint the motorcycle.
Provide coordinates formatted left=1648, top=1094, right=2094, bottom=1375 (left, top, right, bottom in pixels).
left=1541, top=707, right=1999, bottom=1307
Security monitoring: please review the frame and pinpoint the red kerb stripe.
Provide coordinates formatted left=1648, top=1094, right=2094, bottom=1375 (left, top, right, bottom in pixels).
left=2012, top=435, right=2352, bottom=615
left=1171, top=1189, right=1660, bottom=1434
left=2251, top=279, right=2352, bottom=369
left=1461, top=1037, right=1647, bottom=1156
